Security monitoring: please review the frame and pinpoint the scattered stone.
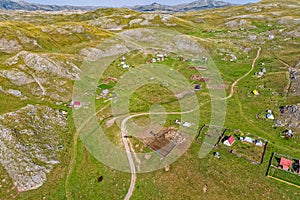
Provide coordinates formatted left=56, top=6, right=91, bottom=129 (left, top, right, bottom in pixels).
left=275, top=104, right=300, bottom=132
left=6, top=89, right=22, bottom=97
left=89, top=18, right=127, bottom=30
left=129, top=18, right=143, bottom=27
left=268, top=35, right=275, bottom=40
left=229, top=53, right=237, bottom=62
left=123, top=15, right=133, bottom=19
left=80, top=44, right=129, bottom=62
left=164, top=164, right=170, bottom=172
left=0, top=69, right=34, bottom=86
left=289, top=68, right=300, bottom=96
left=203, top=184, right=208, bottom=193
left=5, top=51, right=81, bottom=80
left=225, top=19, right=247, bottom=28
left=0, top=38, right=22, bottom=54
left=16, top=31, right=41, bottom=48
left=0, top=105, right=67, bottom=191
left=1, top=51, right=81, bottom=101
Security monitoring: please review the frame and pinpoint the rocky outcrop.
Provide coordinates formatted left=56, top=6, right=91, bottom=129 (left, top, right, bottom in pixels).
left=225, top=19, right=248, bottom=28
left=289, top=68, right=300, bottom=96
left=1, top=51, right=81, bottom=101
left=89, top=18, right=127, bottom=30
left=6, top=51, right=81, bottom=80
left=0, top=86, right=25, bottom=99
left=0, top=69, right=34, bottom=86
left=275, top=104, right=300, bottom=132
left=0, top=38, right=23, bottom=54
left=0, top=0, right=98, bottom=11
left=131, top=0, right=235, bottom=12
left=129, top=18, right=143, bottom=27
left=0, top=105, right=67, bottom=191
left=79, top=44, right=129, bottom=62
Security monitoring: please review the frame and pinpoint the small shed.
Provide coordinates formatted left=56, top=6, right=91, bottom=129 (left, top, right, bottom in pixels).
left=175, top=119, right=181, bottom=125
left=223, top=135, right=235, bottom=146
left=252, top=90, right=259, bottom=96
left=194, top=84, right=201, bottom=91
left=183, top=122, right=192, bottom=127
left=242, top=136, right=254, bottom=143
left=122, top=64, right=129, bottom=69
left=214, top=152, right=220, bottom=158
left=266, top=113, right=275, bottom=120
left=69, top=101, right=82, bottom=108
left=284, top=130, right=294, bottom=138
left=157, top=54, right=165, bottom=62
left=102, top=89, right=110, bottom=95
left=257, top=72, right=264, bottom=76
left=255, top=140, right=263, bottom=147
left=73, top=102, right=82, bottom=109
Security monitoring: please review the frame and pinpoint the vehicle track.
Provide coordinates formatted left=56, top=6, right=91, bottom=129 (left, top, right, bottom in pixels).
left=223, top=47, right=262, bottom=100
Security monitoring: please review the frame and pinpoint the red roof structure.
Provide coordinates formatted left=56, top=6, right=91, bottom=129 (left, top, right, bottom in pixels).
left=227, top=135, right=235, bottom=145
left=280, top=157, right=293, bottom=170
left=74, top=101, right=81, bottom=106
left=69, top=101, right=82, bottom=108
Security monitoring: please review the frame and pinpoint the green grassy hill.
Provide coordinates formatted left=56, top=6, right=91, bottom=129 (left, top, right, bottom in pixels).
left=0, top=1, right=299, bottom=199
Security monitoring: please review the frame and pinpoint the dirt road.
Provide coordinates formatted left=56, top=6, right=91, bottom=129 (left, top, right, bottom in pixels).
left=121, top=109, right=196, bottom=200
left=223, top=47, right=262, bottom=100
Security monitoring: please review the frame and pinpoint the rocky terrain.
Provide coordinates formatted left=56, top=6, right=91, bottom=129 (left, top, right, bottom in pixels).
left=131, top=0, right=235, bottom=12
left=276, top=104, right=300, bottom=132
left=0, top=51, right=81, bottom=101
left=0, top=0, right=299, bottom=199
left=0, top=0, right=98, bottom=11
left=0, top=0, right=236, bottom=12
left=289, top=66, right=300, bottom=96
left=0, top=105, right=67, bottom=191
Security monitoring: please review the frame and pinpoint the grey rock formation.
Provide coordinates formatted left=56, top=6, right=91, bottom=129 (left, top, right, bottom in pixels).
left=131, top=0, right=236, bottom=12
left=0, top=0, right=98, bottom=11
left=2, top=51, right=81, bottom=101
left=0, top=38, right=23, bottom=54
left=275, top=104, right=300, bottom=132
left=0, top=105, right=67, bottom=191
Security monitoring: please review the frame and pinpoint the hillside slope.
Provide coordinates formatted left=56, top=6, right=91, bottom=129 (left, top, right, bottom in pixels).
left=0, top=0, right=299, bottom=199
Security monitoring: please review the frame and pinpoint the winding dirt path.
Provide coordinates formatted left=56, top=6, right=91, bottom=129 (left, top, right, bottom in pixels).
left=121, top=109, right=196, bottom=200
left=65, top=104, right=195, bottom=200
left=223, top=47, right=262, bottom=100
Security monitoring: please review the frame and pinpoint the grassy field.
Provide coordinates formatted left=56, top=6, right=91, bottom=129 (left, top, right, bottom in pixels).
left=0, top=0, right=300, bottom=199
left=268, top=167, right=300, bottom=187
